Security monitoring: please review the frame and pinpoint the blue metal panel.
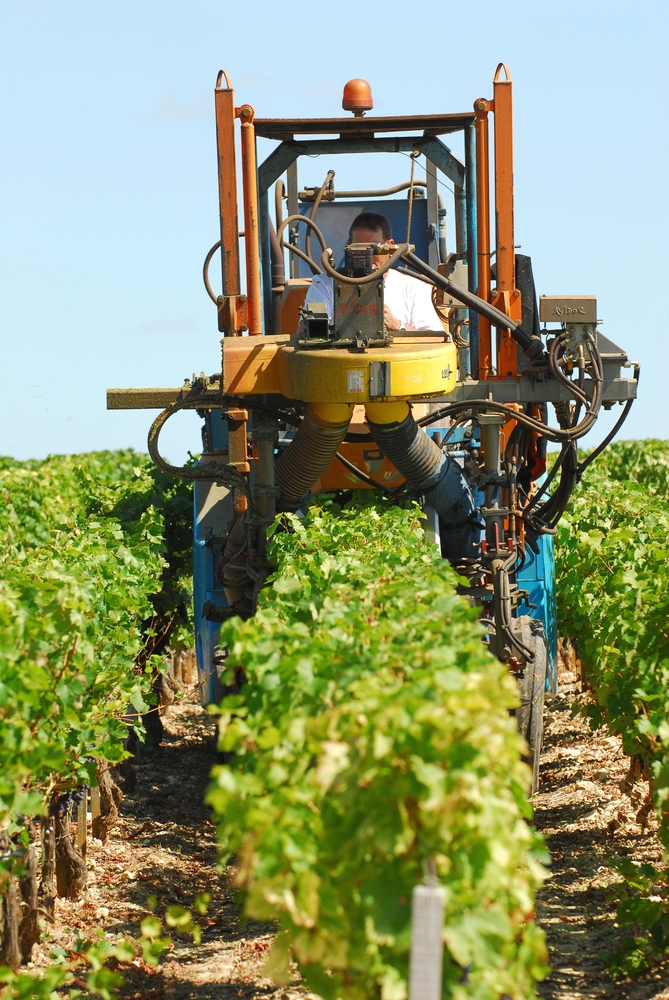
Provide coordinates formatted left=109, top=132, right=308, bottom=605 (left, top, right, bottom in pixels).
left=193, top=532, right=224, bottom=707
left=517, top=534, right=558, bottom=692
left=427, top=424, right=557, bottom=691
left=193, top=411, right=231, bottom=708
left=295, top=198, right=430, bottom=278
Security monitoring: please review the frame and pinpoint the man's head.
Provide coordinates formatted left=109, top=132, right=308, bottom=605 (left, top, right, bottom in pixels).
left=347, top=211, right=392, bottom=244
left=347, top=212, right=393, bottom=270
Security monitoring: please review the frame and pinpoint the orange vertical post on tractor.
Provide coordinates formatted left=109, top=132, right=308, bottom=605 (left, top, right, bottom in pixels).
left=474, top=98, right=492, bottom=380
left=214, top=72, right=241, bottom=303
left=491, top=63, right=521, bottom=378
left=237, top=105, right=263, bottom=335
left=493, top=63, right=515, bottom=293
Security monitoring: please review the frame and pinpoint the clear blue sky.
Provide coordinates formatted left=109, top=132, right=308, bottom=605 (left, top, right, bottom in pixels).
left=1, top=0, right=667, bottom=461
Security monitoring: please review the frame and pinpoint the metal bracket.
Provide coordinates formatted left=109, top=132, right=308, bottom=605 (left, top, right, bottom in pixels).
left=369, top=360, right=391, bottom=399
left=218, top=294, right=248, bottom=335
left=225, top=407, right=250, bottom=472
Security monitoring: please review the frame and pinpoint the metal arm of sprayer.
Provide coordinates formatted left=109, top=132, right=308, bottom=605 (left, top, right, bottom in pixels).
left=401, top=250, right=546, bottom=361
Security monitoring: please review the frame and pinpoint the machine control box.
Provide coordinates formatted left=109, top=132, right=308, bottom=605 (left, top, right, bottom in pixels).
left=539, top=295, right=597, bottom=324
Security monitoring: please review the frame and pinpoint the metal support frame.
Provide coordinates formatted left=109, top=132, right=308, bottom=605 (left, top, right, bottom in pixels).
left=454, top=184, right=466, bottom=256
left=257, top=136, right=466, bottom=335
left=465, top=122, right=479, bottom=377
left=474, top=101, right=493, bottom=379
left=426, top=159, right=439, bottom=268
left=287, top=162, right=299, bottom=278
left=259, top=185, right=271, bottom=334
left=258, top=136, right=465, bottom=196
left=214, top=72, right=241, bottom=300
left=252, top=410, right=279, bottom=558
left=238, top=106, right=262, bottom=335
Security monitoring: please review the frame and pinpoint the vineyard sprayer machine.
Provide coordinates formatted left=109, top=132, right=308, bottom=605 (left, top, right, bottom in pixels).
left=108, top=66, right=638, bottom=788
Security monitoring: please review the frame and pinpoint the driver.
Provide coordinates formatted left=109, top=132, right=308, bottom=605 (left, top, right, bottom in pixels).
left=302, top=211, right=441, bottom=332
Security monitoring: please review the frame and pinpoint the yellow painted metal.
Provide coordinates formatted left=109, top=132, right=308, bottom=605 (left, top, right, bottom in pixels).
left=222, top=336, right=457, bottom=403
left=277, top=341, right=456, bottom=403
left=310, top=402, right=355, bottom=423
left=221, top=335, right=288, bottom=394
left=365, top=401, right=410, bottom=424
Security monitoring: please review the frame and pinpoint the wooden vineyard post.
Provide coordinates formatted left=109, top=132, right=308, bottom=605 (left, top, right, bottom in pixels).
left=91, top=764, right=122, bottom=844
left=90, top=784, right=101, bottom=830
left=0, top=831, right=21, bottom=971
left=55, top=805, right=87, bottom=900
left=18, top=839, right=39, bottom=963
left=77, top=791, right=88, bottom=861
left=38, top=816, right=56, bottom=925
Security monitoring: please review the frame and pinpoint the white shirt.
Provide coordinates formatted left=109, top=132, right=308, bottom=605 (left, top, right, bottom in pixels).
left=304, top=268, right=442, bottom=331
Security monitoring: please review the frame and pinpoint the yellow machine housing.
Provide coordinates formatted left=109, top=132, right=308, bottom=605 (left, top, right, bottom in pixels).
left=222, top=335, right=456, bottom=405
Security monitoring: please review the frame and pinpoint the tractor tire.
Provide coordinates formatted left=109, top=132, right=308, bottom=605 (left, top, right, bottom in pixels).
left=513, top=616, right=547, bottom=795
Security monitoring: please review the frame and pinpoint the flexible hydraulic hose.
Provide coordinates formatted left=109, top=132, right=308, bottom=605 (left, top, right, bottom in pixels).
left=491, top=553, right=536, bottom=662
left=305, top=170, right=334, bottom=266
left=275, top=214, right=328, bottom=275
left=203, top=239, right=223, bottom=304
left=402, top=251, right=546, bottom=364
left=415, top=337, right=604, bottom=444
left=275, top=402, right=352, bottom=509
left=334, top=451, right=397, bottom=495
left=277, top=214, right=328, bottom=257
left=366, top=405, right=442, bottom=488
left=320, top=244, right=409, bottom=285
left=281, top=241, right=323, bottom=275
left=366, top=404, right=481, bottom=560
left=268, top=219, right=285, bottom=335
left=577, top=363, right=640, bottom=477
left=147, top=395, right=253, bottom=503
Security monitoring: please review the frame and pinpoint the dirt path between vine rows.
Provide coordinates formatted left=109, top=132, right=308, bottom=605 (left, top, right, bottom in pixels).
left=535, top=659, right=669, bottom=1000
left=29, top=669, right=669, bottom=999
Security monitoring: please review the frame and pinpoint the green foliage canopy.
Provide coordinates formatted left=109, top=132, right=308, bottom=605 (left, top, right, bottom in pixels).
left=208, top=496, right=548, bottom=1000
left=0, top=451, right=192, bottom=843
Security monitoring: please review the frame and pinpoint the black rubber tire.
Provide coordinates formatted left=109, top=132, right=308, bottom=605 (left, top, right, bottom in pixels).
left=514, top=616, right=547, bottom=795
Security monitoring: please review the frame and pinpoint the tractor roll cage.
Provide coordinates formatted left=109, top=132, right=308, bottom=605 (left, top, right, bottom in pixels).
left=215, top=65, right=517, bottom=382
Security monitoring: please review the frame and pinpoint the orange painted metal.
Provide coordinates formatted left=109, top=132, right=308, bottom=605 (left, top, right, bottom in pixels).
left=214, top=72, right=241, bottom=311
left=217, top=293, right=248, bottom=337
left=342, top=79, right=374, bottom=116
left=492, top=64, right=515, bottom=293
left=237, top=104, right=262, bottom=335
left=221, top=335, right=287, bottom=395
left=492, top=288, right=522, bottom=378
left=474, top=98, right=493, bottom=380
left=279, top=281, right=309, bottom=334
left=226, top=407, right=250, bottom=474
left=311, top=440, right=405, bottom=494
left=491, top=64, right=520, bottom=379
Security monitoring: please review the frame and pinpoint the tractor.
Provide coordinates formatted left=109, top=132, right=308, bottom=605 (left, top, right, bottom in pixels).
left=108, top=65, right=638, bottom=789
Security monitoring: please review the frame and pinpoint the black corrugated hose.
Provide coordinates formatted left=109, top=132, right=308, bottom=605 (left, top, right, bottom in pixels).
left=366, top=410, right=483, bottom=562
left=275, top=406, right=352, bottom=510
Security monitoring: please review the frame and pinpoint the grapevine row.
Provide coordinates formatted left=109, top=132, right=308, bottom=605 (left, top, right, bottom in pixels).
left=0, top=451, right=192, bottom=970
left=207, top=495, right=549, bottom=1000
left=555, top=438, right=669, bottom=970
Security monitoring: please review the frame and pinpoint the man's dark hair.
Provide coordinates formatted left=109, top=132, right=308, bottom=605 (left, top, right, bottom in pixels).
left=347, top=211, right=392, bottom=242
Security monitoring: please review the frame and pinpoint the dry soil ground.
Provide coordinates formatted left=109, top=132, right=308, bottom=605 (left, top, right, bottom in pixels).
left=27, top=663, right=669, bottom=1000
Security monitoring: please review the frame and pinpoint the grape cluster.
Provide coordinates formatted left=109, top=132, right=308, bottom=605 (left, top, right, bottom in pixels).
left=50, top=785, right=89, bottom=818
